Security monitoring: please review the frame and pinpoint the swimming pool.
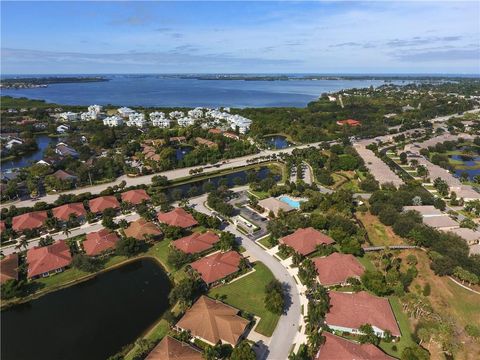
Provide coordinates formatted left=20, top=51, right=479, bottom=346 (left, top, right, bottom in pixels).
left=278, top=196, right=303, bottom=209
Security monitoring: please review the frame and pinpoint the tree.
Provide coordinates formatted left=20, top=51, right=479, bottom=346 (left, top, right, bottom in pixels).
left=167, top=248, right=191, bottom=269
left=39, top=235, right=54, bottom=247
left=72, top=254, right=101, bottom=272
left=218, top=231, right=236, bottom=251
left=62, top=227, right=72, bottom=238
left=169, top=277, right=203, bottom=309
left=230, top=341, right=256, bottom=360
left=399, top=152, right=408, bottom=164
left=264, top=279, right=285, bottom=315
left=433, top=177, right=449, bottom=197
left=15, top=237, right=29, bottom=251
left=115, top=237, right=140, bottom=257
left=1, top=279, right=25, bottom=300
left=358, top=324, right=380, bottom=345
left=401, top=346, right=430, bottom=360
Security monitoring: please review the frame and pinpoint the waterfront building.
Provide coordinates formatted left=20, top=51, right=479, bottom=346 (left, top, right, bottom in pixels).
left=177, top=117, right=195, bottom=127
left=103, top=115, right=124, bottom=127
left=126, top=112, right=146, bottom=127
left=27, top=240, right=72, bottom=279
left=117, top=107, right=136, bottom=117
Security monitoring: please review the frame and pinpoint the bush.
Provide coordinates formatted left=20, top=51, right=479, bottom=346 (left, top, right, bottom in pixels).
left=72, top=254, right=102, bottom=272
left=264, top=279, right=285, bottom=315
left=115, top=237, right=141, bottom=257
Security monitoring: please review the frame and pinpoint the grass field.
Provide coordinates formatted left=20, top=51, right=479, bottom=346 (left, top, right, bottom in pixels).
left=208, top=262, right=280, bottom=337
left=356, top=212, right=406, bottom=246
left=124, top=319, right=170, bottom=360
left=257, top=236, right=274, bottom=249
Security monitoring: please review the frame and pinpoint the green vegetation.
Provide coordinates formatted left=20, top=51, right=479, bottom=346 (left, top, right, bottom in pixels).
left=209, top=262, right=280, bottom=336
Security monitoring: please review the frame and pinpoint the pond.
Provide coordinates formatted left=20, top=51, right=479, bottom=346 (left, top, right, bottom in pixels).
left=175, top=145, right=192, bottom=161
left=1, top=258, right=172, bottom=360
left=1, top=135, right=59, bottom=171
left=165, top=166, right=280, bottom=199
left=263, top=135, right=292, bottom=150
left=450, top=153, right=480, bottom=181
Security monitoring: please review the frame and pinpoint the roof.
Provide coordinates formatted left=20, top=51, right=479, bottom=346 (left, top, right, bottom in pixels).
left=422, top=215, right=459, bottom=230
left=176, top=296, right=249, bottom=345
left=52, top=202, right=86, bottom=221
left=0, top=220, right=6, bottom=232
left=12, top=211, right=48, bottom=232
left=444, top=227, right=480, bottom=244
left=27, top=240, right=72, bottom=278
left=326, top=291, right=401, bottom=337
left=190, top=251, right=242, bottom=284
left=145, top=336, right=202, bottom=360
left=121, top=189, right=151, bottom=205
left=208, top=128, right=222, bottom=134
left=52, top=169, right=77, bottom=181
left=89, top=196, right=120, bottom=213
left=280, top=227, right=335, bottom=255
left=337, top=119, right=361, bottom=126
left=313, top=253, right=365, bottom=286
left=315, top=332, right=395, bottom=360
left=258, top=197, right=294, bottom=216
left=124, top=218, right=162, bottom=240
left=172, top=231, right=220, bottom=254
left=0, top=253, right=19, bottom=283
left=403, top=205, right=443, bottom=217
left=157, top=208, right=198, bottom=228
left=84, top=228, right=120, bottom=256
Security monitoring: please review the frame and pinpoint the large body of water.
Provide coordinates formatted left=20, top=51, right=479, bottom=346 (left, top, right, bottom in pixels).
left=1, top=75, right=405, bottom=108
left=1, top=258, right=171, bottom=360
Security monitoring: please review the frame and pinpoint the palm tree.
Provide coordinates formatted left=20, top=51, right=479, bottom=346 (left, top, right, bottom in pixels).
left=15, top=237, right=29, bottom=251
left=63, top=227, right=71, bottom=239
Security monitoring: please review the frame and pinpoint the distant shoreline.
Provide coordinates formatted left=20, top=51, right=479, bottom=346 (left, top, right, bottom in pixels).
left=0, top=76, right=109, bottom=89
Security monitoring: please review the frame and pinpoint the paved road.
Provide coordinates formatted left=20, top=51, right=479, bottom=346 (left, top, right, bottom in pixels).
left=190, top=193, right=301, bottom=360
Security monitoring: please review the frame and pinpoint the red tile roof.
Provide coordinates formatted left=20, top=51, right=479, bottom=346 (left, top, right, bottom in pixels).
left=172, top=231, right=220, bottom=254
left=280, top=227, right=334, bottom=255
left=313, top=253, right=365, bottom=286
left=208, top=128, right=222, bottom=134
left=0, top=220, right=6, bottom=233
left=12, top=211, right=48, bottom=232
left=336, top=119, right=361, bottom=126
left=146, top=336, right=202, bottom=360
left=124, top=218, right=162, bottom=240
left=157, top=208, right=198, bottom=228
left=0, top=253, right=19, bottom=283
left=83, top=228, right=120, bottom=256
left=190, top=251, right=242, bottom=284
left=89, top=196, right=120, bottom=213
left=326, top=291, right=401, bottom=337
left=52, top=202, right=86, bottom=221
left=316, top=332, right=394, bottom=360
left=27, top=240, right=72, bottom=278
left=121, top=189, right=151, bottom=205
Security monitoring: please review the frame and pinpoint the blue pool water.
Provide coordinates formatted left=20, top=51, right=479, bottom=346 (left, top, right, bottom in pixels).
left=278, top=196, right=302, bottom=209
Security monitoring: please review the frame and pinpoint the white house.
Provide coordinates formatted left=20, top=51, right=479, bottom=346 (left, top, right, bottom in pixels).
left=188, top=107, right=204, bottom=119
left=5, top=138, right=24, bottom=149
left=177, top=117, right=195, bottom=127
left=126, top=113, right=146, bottom=127
left=88, top=104, right=103, bottom=114
left=56, top=124, right=70, bottom=134
left=169, top=111, right=184, bottom=119
left=150, top=112, right=171, bottom=128
left=117, top=107, right=136, bottom=118
left=103, top=115, right=124, bottom=127
left=58, top=112, right=79, bottom=121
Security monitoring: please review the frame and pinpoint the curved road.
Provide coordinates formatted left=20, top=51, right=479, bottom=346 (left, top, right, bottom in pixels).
left=190, top=193, right=301, bottom=360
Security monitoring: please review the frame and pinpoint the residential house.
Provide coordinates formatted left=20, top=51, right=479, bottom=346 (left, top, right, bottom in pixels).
left=279, top=227, right=335, bottom=256
left=117, top=107, right=136, bottom=117
left=88, top=195, right=121, bottom=214
left=52, top=202, right=86, bottom=224
left=188, top=107, right=204, bottom=119
left=208, top=128, right=223, bottom=135
left=450, top=186, right=480, bottom=202
left=103, top=115, right=124, bottom=127
left=0, top=253, right=19, bottom=284
left=27, top=240, right=72, bottom=279
left=325, top=291, right=401, bottom=338
left=190, top=250, right=242, bottom=285
left=313, top=253, right=365, bottom=286
left=258, top=197, right=295, bottom=217
left=170, top=136, right=186, bottom=143
left=195, top=137, right=217, bottom=148
left=444, top=228, right=480, bottom=246
left=127, top=113, right=146, bottom=127
left=172, top=231, right=220, bottom=254
left=12, top=211, right=48, bottom=232
left=88, top=104, right=103, bottom=114
left=55, top=143, right=79, bottom=158
left=56, top=124, right=70, bottom=134
left=58, top=112, right=79, bottom=121
left=83, top=228, right=120, bottom=257
left=0, top=220, right=6, bottom=233
left=223, top=132, right=240, bottom=140
left=403, top=205, right=444, bottom=217
left=422, top=215, right=459, bottom=231
left=336, top=119, right=361, bottom=127
left=157, top=208, right=198, bottom=229
left=145, top=336, right=202, bottom=360
left=150, top=112, right=171, bottom=128
left=177, top=117, right=195, bottom=127
left=175, top=296, right=249, bottom=346
left=123, top=219, right=162, bottom=242
left=121, top=189, right=151, bottom=205
left=169, top=111, right=184, bottom=119
left=5, top=138, right=23, bottom=150
left=315, top=332, right=395, bottom=360
left=52, top=169, right=78, bottom=183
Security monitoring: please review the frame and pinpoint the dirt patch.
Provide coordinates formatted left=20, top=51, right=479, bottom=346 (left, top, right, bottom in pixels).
left=356, top=211, right=406, bottom=246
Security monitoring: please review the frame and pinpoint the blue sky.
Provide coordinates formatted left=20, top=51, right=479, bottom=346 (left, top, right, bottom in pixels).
left=1, top=1, right=479, bottom=74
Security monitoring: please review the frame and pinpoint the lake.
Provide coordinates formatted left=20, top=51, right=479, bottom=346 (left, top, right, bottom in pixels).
left=264, top=135, right=292, bottom=149
left=1, top=258, right=172, bottom=360
left=1, top=135, right=58, bottom=171
left=451, top=154, right=480, bottom=181
left=1, top=75, right=406, bottom=108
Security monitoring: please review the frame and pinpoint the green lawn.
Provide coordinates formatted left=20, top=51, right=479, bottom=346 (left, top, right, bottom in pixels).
left=35, top=267, right=89, bottom=288
left=379, top=296, right=416, bottom=357
left=208, top=262, right=280, bottom=337
left=257, top=236, right=274, bottom=249
left=276, top=251, right=289, bottom=260
left=356, top=254, right=376, bottom=272
left=147, top=239, right=173, bottom=272
left=125, top=319, right=170, bottom=360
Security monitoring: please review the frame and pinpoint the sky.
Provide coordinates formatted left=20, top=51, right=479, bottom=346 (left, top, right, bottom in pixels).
left=1, top=1, right=479, bottom=74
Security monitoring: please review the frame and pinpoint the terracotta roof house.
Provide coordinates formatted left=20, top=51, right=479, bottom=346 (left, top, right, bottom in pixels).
left=124, top=218, right=162, bottom=241
left=313, top=253, right=365, bottom=286
left=315, top=332, right=394, bottom=360
left=190, top=251, right=242, bottom=285
left=336, top=119, right=361, bottom=127
left=0, top=220, right=6, bottom=233
left=326, top=291, right=401, bottom=337
left=258, top=197, right=295, bottom=217
left=145, top=336, right=202, bottom=360
left=157, top=208, right=198, bottom=228
left=172, top=231, right=220, bottom=254
left=52, top=202, right=86, bottom=222
left=27, top=240, right=72, bottom=278
left=208, top=128, right=223, bottom=135
left=280, top=227, right=335, bottom=256
left=176, top=296, right=249, bottom=346
left=0, top=253, right=19, bottom=283
left=121, top=189, right=151, bottom=205
left=196, top=137, right=217, bottom=148
left=89, top=196, right=121, bottom=214
left=83, top=228, right=120, bottom=256
left=52, top=169, right=77, bottom=182
left=12, top=211, right=48, bottom=232
left=444, top=228, right=480, bottom=245
left=422, top=215, right=459, bottom=231
left=223, top=132, right=240, bottom=140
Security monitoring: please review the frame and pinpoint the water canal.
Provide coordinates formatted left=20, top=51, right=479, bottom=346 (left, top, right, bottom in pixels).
left=1, top=258, right=171, bottom=360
